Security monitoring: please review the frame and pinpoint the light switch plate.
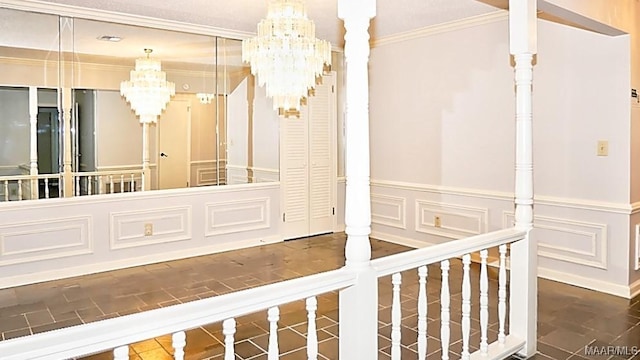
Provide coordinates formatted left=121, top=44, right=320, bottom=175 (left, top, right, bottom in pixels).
left=597, top=140, right=609, bottom=156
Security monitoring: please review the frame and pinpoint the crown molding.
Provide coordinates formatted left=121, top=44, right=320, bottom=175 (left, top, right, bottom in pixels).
left=371, top=10, right=509, bottom=48
left=0, top=0, right=255, bottom=40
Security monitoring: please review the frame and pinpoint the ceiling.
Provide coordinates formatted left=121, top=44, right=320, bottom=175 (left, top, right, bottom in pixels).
left=28, top=0, right=504, bottom=47
left=0, top=0, right=506, bottom=72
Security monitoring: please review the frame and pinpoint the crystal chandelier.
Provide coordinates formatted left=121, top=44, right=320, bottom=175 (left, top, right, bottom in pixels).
left=120, top=49, right=175, bottom=123
left=242, top=0, right=331, bottom=111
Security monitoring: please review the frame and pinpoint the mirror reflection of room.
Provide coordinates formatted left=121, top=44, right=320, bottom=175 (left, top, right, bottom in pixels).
left=0, top=8, right=296, bottom=201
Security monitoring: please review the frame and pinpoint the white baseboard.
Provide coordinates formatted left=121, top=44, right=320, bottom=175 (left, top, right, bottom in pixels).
left=630, top=278, right=640, bottom=299
left=370, top=230, right=433, bottom=248
left=537, top=267, right=633, bottom=299
left=0, top=235, right=283, bottom=290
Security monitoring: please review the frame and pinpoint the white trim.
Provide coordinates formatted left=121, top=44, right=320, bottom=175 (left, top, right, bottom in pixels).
left=503, top=211, right=608, bottom=270
left=0, top=0, right=254, bottom=40
left=370, top=194, right=406, bottom=229
left=0, top=182, right=280, bottom=210
left=337, top=176, right=345, bottom=183
left=537, top=267, right=634, bottom=299
left=370, top=231, right=434, bottom=249
left=190, top=159, right=219, bottom=165
left=95, top=165, right=144, bottom=171
left=630, top=278, right=640, bottom=299
left=632, top=202, right=640, bottom=215
left=636, top=224, right=640, bottom=271
left=0, top=235, right=282, bottom=290
left=371, top=11, right=508, bottom=47
left=371, top=179, right=633, bottom=214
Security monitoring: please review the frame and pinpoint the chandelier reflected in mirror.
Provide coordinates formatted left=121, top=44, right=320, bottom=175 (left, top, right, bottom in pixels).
left=242, top=0, right=331, bottom=111
left=120, top=48, right=175, bottom=123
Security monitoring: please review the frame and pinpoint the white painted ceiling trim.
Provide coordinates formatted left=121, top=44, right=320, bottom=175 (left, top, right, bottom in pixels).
left=0, top=0, right=254, bottom=40
left=371, top=10, right=508, bottom=48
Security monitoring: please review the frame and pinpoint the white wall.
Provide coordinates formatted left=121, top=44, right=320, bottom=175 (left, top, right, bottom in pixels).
left=95, top=90, right=142, bottom=168
left=252, top=81, right=280, bottom=177
left=368, top=17, right=634, bottom=297
left=227, top=77, right=249, bottom=184
left=0, top=184, right=281, bottom=288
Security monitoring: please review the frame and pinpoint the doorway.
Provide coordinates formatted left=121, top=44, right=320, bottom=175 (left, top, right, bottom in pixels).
left=157, top=100, right=191, bottom=190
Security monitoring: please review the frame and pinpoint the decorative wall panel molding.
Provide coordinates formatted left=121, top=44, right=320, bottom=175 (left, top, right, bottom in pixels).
left=372, top=180, right=632, bottom=214
left=110, top=206, right=192, bottom=250
left=415, top=200, right=487, bottom=239
left=206, top=197, right=270, bottom=236
left=0, top=216, right=92, bottom=265
left=371, top=194, right=406, bottom=229
left=503, top=212, right=607, bottom=269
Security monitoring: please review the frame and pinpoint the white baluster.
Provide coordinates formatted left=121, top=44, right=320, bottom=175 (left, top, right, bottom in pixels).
left=172, top=331, right=186, bottom=360
left=223, top=318, right=236, bottom=360
left=113, top=345, right=129, bottom=360
left=268, top=306, right=280, bottom=360
left=44, top=178, right=50, bottom=199
left=498, top=244, right=508, bottom=344
left=441, top=260, right=450, bottom=360
left=17, top=179, right=23, bottom=200
left=75, top=176, right=80, bottom=196
left=462, top=254, right=471, bottom=360
left=480, top=249, right=489, bottom=355
left=120, top=174, right=125, bottom=193
left=99, top=175, right=104, bottom=194
left=109, top=175, right=114, bottom=194
left=3, top=180, right=8, bottom=201
left=130, top=174, right=135, bottom=192
left=87, top=175, right=93, bottom=195
left=306, top=297, right=318, bottom=360
left=417, top=266, right=428, bottom=360
left=391, top=272, right=402, bottom=360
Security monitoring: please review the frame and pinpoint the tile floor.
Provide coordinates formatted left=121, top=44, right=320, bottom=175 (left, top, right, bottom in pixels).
left=0, top=233, right=638, bottom=360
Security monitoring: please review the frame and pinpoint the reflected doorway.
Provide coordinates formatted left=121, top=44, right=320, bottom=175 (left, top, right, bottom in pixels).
left=158, top=100, right=191, bottom=189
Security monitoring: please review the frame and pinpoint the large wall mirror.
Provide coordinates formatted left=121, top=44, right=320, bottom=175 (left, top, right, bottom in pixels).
left=0, top=6, right=294, bottom=201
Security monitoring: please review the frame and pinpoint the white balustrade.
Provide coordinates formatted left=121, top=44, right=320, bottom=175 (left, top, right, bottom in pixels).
left=417, top=266, right=428, bottom=360
left=172, top=331, right=186, bottom=360
left=499, top=244, right=508, bottom=344
left=268, top=306, right=280, bottom=360
left=480, top=249, right=489, bottom=355
left=0, top=174, right=61, bottom=201
left=113, top=345, right=128, bottom=360
left=461, top=254, right=471, bottom=360
left=440, top=260, right=450, bottom=360
left=391, top=272, right=402, bottom=360
left=306, top=297, right=318, bottom=360
left=223, top=318, right=236, bottom=360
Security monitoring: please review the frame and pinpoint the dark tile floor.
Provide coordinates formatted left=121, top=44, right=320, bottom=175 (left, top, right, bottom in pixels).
left=0, top=233, right=638, bottom=360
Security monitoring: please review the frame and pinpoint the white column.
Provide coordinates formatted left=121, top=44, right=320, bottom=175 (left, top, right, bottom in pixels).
left=28, top=86, right=39, bottom=199
left=337, top=1, right=378, bottom=359
left=62, top=87, right=73, bottom=197
left=508, top=0, right=537, bottom=357
left=142, top=123, right=150, bottom=191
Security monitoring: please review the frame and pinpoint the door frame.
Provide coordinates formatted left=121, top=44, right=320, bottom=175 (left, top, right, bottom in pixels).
left=155, top=99, right=192, bottom=189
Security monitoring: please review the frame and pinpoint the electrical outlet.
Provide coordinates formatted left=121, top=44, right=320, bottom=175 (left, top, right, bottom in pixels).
left=144, top=223, right=153, bottom=236
left=597, top=140, right=609, bottom=156
left=434, top=216, right=442, bottom=228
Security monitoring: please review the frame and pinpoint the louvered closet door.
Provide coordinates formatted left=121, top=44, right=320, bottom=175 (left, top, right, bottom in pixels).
left=281, top=73, right=336, bottom=240
left=308, top=75, right=335, bottom=235
left=281, top=103, right=310, bottom=240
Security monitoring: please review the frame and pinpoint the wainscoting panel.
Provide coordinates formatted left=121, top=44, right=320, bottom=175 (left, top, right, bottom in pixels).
left=110, top=206, right=192, bottom=250
left=503, top=212, right=608, bottom=269
left=415, top=200, right=488, bottom=239
left=0, top=216, right=92, bottom=266
left=206, top=197, right=271, bottom=236
left=371, top=194, right=406, bottom=229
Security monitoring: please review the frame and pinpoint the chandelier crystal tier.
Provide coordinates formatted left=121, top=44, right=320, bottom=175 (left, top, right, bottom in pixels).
left=242, top=0, right=331, bottom=111
left=120, top=49, right=175, bottom=123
